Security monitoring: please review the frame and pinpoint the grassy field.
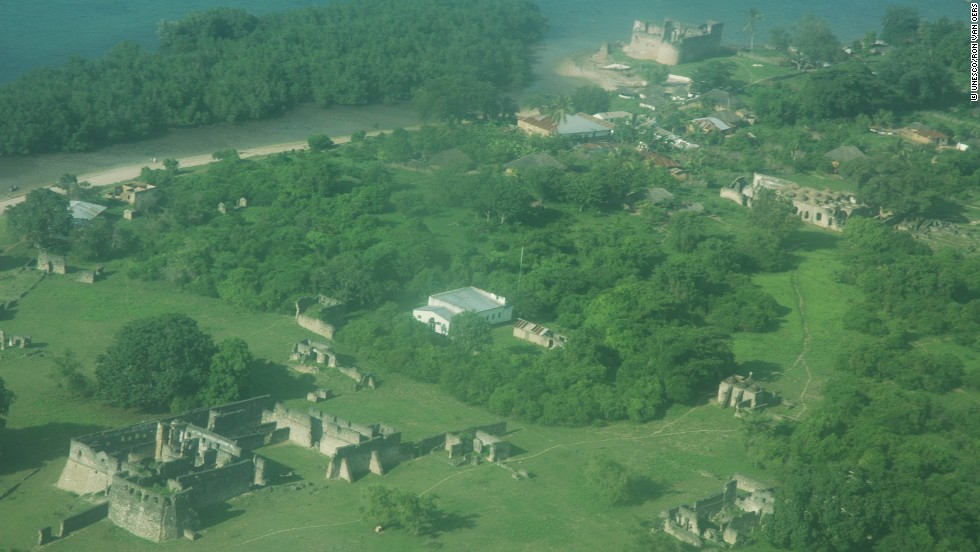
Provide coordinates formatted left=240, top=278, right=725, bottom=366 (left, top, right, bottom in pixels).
left=0, top=181, right=869, bottom=552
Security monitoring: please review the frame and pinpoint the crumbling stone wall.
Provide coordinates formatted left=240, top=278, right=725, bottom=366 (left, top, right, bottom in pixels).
left=37, top=502, right=110, bottom=546
left=662, top=475, right=775, bottom=548
left=263, top=404, right=402, bottom=482
left=625, top=19, right=724, bottom=65
left=262, top=404, right=317, bottom=448
left=720, top=174, right=868, bottom=232
left=294, top=295, right=343, bottom=340
left=717, top=375, right=776, bottom=414
left=58, top=397, right=272, bottom=497
left=473, top=430, right=511, bottom=462
left=36, top=251, right=67, bottom=274
left=107, top=476, right=198, bottom=542
left=513, top=318, right=567, bottom=349
left=59, top=502, right=109, bottom=539
left=174, top=459, right=257, bottom=508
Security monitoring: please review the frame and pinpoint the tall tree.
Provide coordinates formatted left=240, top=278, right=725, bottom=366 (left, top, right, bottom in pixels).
left=794, top=14, right=842, bottom=65
left=690, top=61, right=737, bottom=94
left=881, top=6, right=920, bottom=45
left=449, top=311, right=493, bottom=353
left=201, top=337, right=253, bottom=405
left=543, top=93, right=573, bottom=126
left=743, top=8, right=764, bottom=52
left=95, top=313, right=220, bottom=411
left=5, top=188, right=73, bottom=252
left=571, top=85, right=610, bottom=115
left=360, top=485, right=439, bottom=536
left=58, top=173, right=78, bottom=198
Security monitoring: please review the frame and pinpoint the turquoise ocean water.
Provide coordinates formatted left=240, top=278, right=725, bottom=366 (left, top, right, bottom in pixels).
left=0, top=0, right=968, bottom=85
left=0, top=1, right=969, bottom=191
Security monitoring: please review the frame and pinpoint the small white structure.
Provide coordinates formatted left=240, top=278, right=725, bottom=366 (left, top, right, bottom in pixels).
left=413, top=287, right=513, bottom=335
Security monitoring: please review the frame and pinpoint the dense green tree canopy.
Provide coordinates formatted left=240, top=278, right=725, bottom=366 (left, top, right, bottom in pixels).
left=881, top=6, right=920, bottom=45
left=793, top=15, right=842, bottom=65
left=5, top=188, right=72, bottom=251
left=95, top=313, right=248, bottom=411
left=449, top=312, right=493, bottom=354
left=202, top=337, right=253, bottom=406
left=798, top=61, right=887, bottom=121
left=690, top=61, right=738, bottom=94
left=0, top=0, right=545, bottom=154
left=360, top=485, right=439, bottom=536
left=571, top=85, right=610, bottom=115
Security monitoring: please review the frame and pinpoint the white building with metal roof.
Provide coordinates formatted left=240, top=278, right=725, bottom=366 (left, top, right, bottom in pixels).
left=413, top=287, right=513, bottom=335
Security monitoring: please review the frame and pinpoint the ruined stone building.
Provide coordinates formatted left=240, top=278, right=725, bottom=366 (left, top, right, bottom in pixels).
left=413, top=286, right=513, bottom=336
left=513, top=318, right=567, bottom=349
left=53, top=397, right=401, bottom=542
left=109, top=182, right=156, bottom=210
left=36, top=250, right=66, bottom=275
left=289, top=339, right=376, bottom=388
left=720, top=173, right=868, bottom=231
left=472, top=430, right=511, bottom=462
left=262, top=403, right=400, bottom=482
left=56, top=397, right=274, bottom=542
left=290, top=338, right=336, bottom=369
left=294, top=295, right=344, bottom=340
left=717, top=375, right=776, bottom=415
left=432, top=422, right=510, bottom=462
left=624, top=19, right=724, bottom=65
left=662, top=475, right=775, bottom=548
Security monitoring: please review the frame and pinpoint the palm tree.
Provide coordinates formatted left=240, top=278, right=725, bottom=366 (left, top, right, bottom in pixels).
left=543, top=93, right=572, bottom=126
left=743, top=9, right=763, bottom=53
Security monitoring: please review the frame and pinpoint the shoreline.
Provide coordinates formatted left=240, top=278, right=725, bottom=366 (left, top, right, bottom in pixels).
left=0, top=128, right=414, bottom=213
left=553, top=51, right=644, bottom=92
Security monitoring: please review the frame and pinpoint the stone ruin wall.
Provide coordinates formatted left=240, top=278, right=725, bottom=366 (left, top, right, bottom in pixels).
left=36, top=251, right=67, bottom=275
left=37, top=502, right=110, bottom=546
left=58, top=397, right=272, bottom=496
left=295, top=296, right=342, bottom=340
left=414, top=421, right=509, bottom=460
left=262, top=404, right=317, bottom=448
left=173, top=458, right=259, bottom=509
left=296, top=315, right=335, bottom=340
left=57, top=422, right=158, bottom=495
left=107, top=476, right=197, bottom=542
left=721, top=174, right=868, bottom=232
left=625, top=19, right=723, bottom=65
left=262, top=403, right=401, bottom=482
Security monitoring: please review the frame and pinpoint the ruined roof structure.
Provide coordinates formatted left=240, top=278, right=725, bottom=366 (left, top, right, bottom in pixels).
left=413, top=286, right=513, bottom=335
left=720, top=173, right=869, bottom=232
left=513, top=318, right=567, bottom=349
left=624, top=18, right=724, bottom=65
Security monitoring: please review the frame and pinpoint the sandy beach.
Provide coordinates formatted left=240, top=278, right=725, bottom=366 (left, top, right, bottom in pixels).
left=553, top=51, right=645, bottom=92
left=0, top=128, right=409, bottom=213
